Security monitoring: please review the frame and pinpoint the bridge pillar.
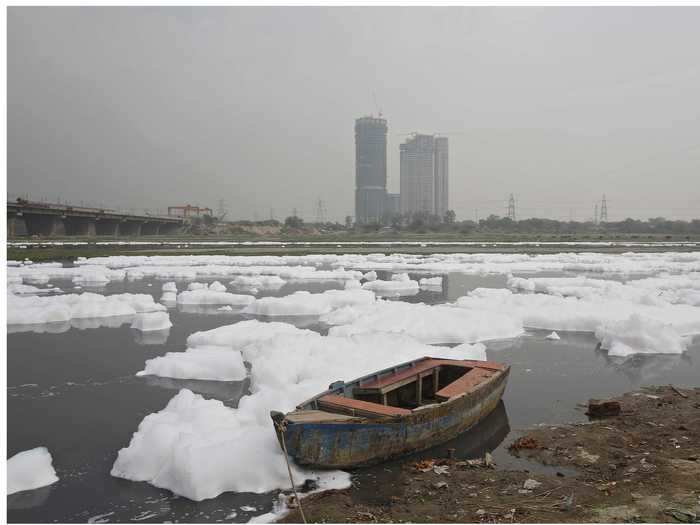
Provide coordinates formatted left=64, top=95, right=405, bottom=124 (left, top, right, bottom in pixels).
left=7, top=215, right=28, bottom=237
left=141, top=222, right=161, bottom=235
left=65, top=217, right=96, bottom=236
left=160, top=223, right=183, bottom=235
left=119, top=221, right=142, bottom=236
left=24, top=214, right=66, bottom=237
left=95, top=219, right=120, bottom=236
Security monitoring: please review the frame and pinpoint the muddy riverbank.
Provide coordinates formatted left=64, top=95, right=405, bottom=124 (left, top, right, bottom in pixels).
left=279, top=385, right=700, bottom=523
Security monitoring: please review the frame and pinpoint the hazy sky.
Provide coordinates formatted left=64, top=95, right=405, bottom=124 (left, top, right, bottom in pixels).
left=8, top=7, right=700, bottom=221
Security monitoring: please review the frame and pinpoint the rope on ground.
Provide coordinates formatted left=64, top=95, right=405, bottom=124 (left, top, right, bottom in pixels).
left=276, top=420, right=307, bottom=524
left=669, top=384, right=688, bottom=398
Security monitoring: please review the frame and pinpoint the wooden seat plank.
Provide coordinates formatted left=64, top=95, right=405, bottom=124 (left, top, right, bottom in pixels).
left=319, top=394, right=411, bottom=417
left=357, top=359, right=506, bottom=393
left=435, top=368, right=495, bottom=401
left=286, top=409, right=362, bottom=423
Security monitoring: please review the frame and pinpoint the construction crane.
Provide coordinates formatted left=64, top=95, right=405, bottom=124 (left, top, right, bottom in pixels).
left=372, top=91, right=382, bottom=118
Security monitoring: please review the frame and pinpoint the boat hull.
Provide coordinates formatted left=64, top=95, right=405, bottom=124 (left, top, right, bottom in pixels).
left=278, top=367, right=509, bottom=469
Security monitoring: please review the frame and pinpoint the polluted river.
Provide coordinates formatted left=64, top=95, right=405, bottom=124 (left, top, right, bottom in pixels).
left=6, top=252, right=700, bottom=523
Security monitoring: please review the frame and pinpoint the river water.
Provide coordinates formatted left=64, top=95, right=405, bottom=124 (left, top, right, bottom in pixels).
left=7, top=271, right=700, bottom=523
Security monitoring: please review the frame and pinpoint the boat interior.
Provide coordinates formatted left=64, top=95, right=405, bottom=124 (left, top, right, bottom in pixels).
left=290, top=358, right=506, bottom=422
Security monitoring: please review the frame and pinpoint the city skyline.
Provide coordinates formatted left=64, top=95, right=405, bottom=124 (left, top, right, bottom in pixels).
left=8, top=7, right=700, bottom=221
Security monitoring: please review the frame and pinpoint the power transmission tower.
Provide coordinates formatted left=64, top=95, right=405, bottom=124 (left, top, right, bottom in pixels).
left=292, top=208, right=298, bottom=219
left=507, top=194, right=516, bottom=220
left=270, top=208, right=275, bottom=221
left=594, top=203, right=599, bottom=225
left=217, top=199, right=227, bottom=220
left=315, top=198, right=327, bottom=223
left=600, top=195, right=608, bottom=222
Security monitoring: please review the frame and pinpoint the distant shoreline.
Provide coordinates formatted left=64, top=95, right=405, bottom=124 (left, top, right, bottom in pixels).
left=7, top=236, right=699, bottom=262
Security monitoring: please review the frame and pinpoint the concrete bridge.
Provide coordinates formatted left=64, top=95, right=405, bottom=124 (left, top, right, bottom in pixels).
left=7, top=200, right=185, bottom=237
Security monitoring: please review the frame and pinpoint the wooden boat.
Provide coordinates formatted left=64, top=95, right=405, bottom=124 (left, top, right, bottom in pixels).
left=270, top=356, right=510, bottom=468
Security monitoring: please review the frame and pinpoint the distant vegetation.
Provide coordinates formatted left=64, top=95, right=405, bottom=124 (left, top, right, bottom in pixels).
left=352, top=212, right=700, bottom=237
left=190, top=212, right=700, bottom=238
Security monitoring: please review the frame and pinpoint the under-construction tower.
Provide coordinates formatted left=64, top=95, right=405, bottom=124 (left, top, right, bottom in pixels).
left=600, top=195, right=608, bottom=222
left=507, top=194, right=516, bottom=220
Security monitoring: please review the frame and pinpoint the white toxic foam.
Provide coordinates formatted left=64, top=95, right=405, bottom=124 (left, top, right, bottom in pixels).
left=243, top=289, right=374, bottom=317
left=456, top=287, right=700, bottom=339
left=113, top=325, right=486, bottom=501
left=131, top=311, right=173, bottom=332
left=176, top=284, right=255, bottom=306
left=361, top=278, right=419, bottom=297
left=137, top=346, right=246, bottom=381
left=162, top=282, right=178, bottom=293
left=7, top=292, right=165, bottom=327
left=419, top=276, right=443, bottom=288
left=160, top=291, right=177, bottom=305
left=229, top=275, right=286, bottom=290
left=595, top=314, right=688, bottom=357
left=208, top=281, right=227, bottom=292
left=545, top=331, right=561, bottom=340
left=7, top=447, right=59, bottom=495
left=324, top=300, right=523, bottom=344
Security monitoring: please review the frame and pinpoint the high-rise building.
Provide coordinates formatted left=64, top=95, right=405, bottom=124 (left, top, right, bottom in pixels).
left=434, top=137, right=449, bottom=218
left=400, top=134, right=449, bottom=217
left=355, top=116, right=387, bottom=224
left=385, top=193, right=400, bottom=217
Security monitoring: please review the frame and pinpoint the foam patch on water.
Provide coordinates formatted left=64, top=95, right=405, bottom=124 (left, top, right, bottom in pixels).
left=176, top=284, right=255, bottom=306
left=7, top=447, right=59, bottom=495
left=7, top=291, right=165, bottom=328
left=229, top=275, right=286, bottom=290
left=131, top=311, right=173, bottom=332
left=457, top=287, right=700, bottom=337
left=243, top=289, right=375, bottom=317
left=595, top=314, right=689, bottom=357
left=361, top=278, right=419, bottom=297
left=137, top=346, right=246, bottom=381
left=324, top=300, right=523, bottom=344
left=113, top=324, right=486, bottom=500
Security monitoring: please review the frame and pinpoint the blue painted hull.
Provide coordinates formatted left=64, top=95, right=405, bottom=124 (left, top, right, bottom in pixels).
left=277, top=366, right=509, bottom=468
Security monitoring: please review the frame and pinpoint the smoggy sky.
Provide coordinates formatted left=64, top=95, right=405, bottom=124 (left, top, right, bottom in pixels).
left=8, top=7, right=700, bottom=221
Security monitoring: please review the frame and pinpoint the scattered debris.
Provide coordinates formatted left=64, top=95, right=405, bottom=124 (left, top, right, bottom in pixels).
left=586, top=399, right=621, bottom=417
left=576, top=448, right=600, bottom=465
left=523, top=478, right=542, bottom=490
left=300, top=478, right=319, bottom=493
left=509, top=436, right=540, bottom=451
left=433, top=465, right=449, bottom=475
left=414, top=460, right=434, bottom=472
left=664, top=507, right=697, bottom=523
left=559, top=492, right=575, bottom=512
left=279, top=385, right=700, bottom=524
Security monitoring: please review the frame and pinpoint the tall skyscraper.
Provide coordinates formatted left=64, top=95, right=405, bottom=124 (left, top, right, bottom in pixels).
left=355, top=116, right=387, bottom=224
left=433, top=137, right=449, bottom=218
left=400, top=134, right=449, bottom=217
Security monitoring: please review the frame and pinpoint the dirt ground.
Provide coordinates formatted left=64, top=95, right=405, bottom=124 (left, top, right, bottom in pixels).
left=279, top=385, right=700, bottom=523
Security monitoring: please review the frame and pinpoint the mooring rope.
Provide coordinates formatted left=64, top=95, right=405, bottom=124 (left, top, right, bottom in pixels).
left=275, top=420, right=307, bottom=524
